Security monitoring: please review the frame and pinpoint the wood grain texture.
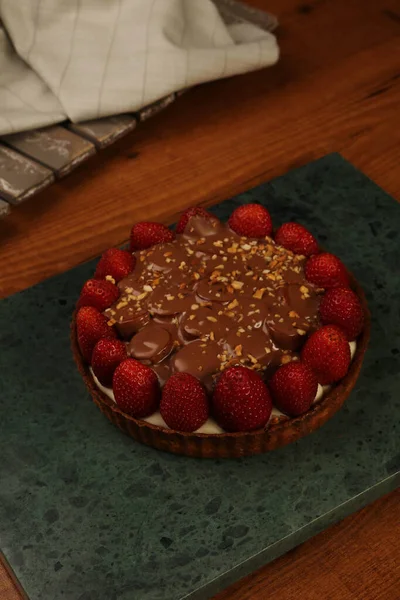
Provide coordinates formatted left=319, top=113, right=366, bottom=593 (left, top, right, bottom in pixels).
left=0, top=0, right=399, bottom=598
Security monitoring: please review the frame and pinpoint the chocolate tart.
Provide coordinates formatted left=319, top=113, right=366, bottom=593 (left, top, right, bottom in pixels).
left=71, top=274, right=370, bottom=459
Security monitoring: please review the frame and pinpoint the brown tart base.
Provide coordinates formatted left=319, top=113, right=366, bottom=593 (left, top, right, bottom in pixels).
left=71, top=276, right=370, bottom=459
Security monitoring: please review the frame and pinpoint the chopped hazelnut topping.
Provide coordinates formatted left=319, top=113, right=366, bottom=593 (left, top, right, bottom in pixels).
left=253, top=288, right=266, bottom=300
left=228, top=299, right=239, bottom=310
left=210, top=270, right=221, bottom=279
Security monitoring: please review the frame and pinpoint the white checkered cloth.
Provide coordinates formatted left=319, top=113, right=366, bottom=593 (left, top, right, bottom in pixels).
left=0, top=0, right=279, bottom=136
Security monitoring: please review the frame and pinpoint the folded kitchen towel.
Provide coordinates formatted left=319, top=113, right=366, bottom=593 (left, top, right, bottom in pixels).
left=0, top=0, right=279, bottom=136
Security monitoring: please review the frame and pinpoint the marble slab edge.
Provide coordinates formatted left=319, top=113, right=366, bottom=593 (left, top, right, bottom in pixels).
left=187, top=472, right=399, bottom=600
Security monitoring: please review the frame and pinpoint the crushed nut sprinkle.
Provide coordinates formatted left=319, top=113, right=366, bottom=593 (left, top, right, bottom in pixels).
left=281, top=355, right=292, bottom=364
left=253, top=288, right=266, bottom=299
left=228, top=299, right=239, bottom=310
left=102, top=215, right=321, bottom=389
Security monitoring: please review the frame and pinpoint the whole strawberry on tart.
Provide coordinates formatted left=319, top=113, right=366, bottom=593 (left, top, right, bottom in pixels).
left=72, top=203, right=369, bottom=457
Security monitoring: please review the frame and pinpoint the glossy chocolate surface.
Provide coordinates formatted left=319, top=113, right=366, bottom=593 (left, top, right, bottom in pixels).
left=105, top=216, right=321, bottom=390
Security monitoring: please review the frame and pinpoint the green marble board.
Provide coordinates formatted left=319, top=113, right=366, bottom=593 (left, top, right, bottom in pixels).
left=0, top=154, right=399, bottom=600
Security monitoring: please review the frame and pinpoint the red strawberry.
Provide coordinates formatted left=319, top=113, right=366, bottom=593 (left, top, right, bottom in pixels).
left=77, top=279, right=120, bottom=312
left=305, top=253, right=349, bottom=289
left=213, top=366, right=272, bottom=432
left=269, top=362, right=318, bottom=416
left=130, top=222, right=175, bottom=251
left=160, top=373, right=209, bottom=432
left=275, top=222, right=319, bottom=257
left=301, top=325, right=351, bottom=384
left=94, top=248, right=135, bottom=283
left=91, top=338, right=127, bottom=387
left=228, top=204, right=273, bottom=238
left=113, top=359, right=160, bottom=418
left=176, top=207, right=216, bottom=234
left=319, top=288, right=364, bottom=341
left=76, top=306, right=116, bottom=363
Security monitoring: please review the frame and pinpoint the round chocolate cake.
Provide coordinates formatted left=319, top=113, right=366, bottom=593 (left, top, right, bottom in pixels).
left=71, top=204, right=369, bottom=457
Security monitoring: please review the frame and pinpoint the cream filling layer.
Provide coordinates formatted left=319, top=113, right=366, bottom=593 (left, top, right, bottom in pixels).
left=90, top=341, right=356, bottom=434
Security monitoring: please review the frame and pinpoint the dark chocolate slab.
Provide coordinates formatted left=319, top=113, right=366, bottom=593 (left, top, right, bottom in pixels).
left=0, top=144, right=54, bottom=204
left=0, top=155, right=399, bottom=600
left=68, top=115, right=137, bottom=149
left=2, top=126, right=96, bottom=177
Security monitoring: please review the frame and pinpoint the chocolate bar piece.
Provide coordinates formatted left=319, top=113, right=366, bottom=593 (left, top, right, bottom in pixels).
left=0, top=199, right=11, bottom=217
left=138, top=94, right=176, bottom=122
left=2, top=126, right=96, bottom=177
left=0, top=144, right=54, bottom=205
left=68, top=115, right=137, bottom=149
left=214, top=0, right=278, bottom=31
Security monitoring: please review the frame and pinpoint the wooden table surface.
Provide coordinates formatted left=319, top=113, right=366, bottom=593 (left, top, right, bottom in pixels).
left=1, top=0, right=399, bottom=598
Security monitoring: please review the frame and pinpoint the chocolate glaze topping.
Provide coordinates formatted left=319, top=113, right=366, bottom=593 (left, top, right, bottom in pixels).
left=105, top=216, right=321, bottom=391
